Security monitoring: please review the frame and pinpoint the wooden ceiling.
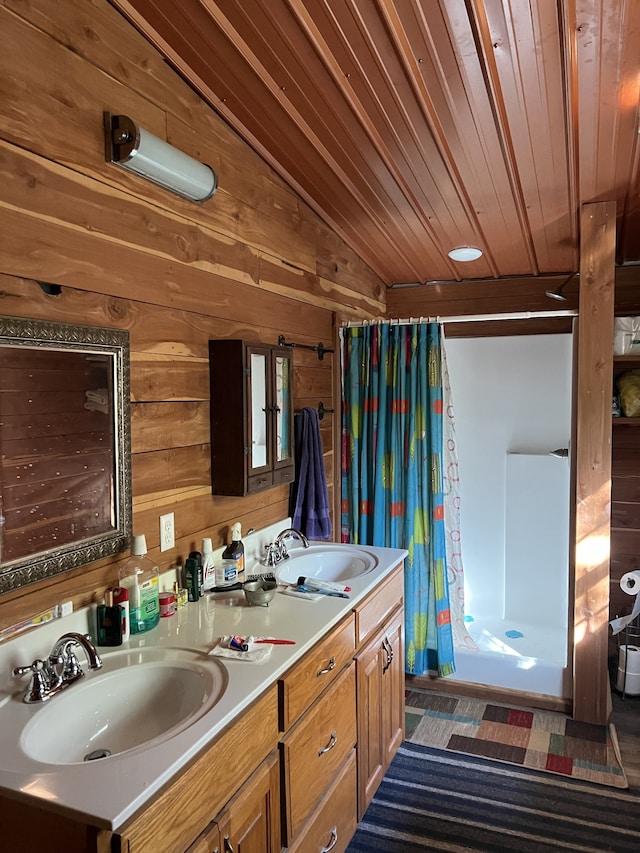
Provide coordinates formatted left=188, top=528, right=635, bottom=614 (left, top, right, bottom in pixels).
left=111, top=0, right=640, bottom=288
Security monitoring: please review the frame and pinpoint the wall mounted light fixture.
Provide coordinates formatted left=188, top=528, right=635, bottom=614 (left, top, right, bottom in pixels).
left=545, top=271, right=578, bottom=301
left=105, top=113, right=217, bottom=202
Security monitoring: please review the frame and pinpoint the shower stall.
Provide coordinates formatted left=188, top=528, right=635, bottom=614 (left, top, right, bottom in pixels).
left=444, top=333, right=573, bottom=699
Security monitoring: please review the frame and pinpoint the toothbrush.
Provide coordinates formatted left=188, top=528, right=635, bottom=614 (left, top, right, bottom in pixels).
left=296, top=576, right=352, bottom=594
left=0, top=607, right=56, bottom=642
left=295, top=584, right=350, bottom=599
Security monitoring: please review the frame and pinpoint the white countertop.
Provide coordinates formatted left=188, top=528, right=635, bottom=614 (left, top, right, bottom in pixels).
left=0, top=541, right=406, bottom=831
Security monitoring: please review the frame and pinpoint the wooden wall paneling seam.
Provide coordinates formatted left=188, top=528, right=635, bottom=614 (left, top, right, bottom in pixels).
left=130, top=401, right=210, bottom=453
left=0, top=206, right=341, bottom=327
left=0, top=141, right=364, bottom=317
left=130, top=353, right=210, bottom=402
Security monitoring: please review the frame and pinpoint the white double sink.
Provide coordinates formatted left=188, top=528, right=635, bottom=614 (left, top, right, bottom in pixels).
left=6, top=544, right=379, bottom=766
left=0, top=540, right=400, bottom=828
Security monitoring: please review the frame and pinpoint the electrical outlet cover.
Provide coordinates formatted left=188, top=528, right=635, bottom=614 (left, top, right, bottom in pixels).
left=160, top=513, right=175, bottom=552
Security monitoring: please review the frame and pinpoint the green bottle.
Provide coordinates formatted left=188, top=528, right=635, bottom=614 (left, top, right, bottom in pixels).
left=118, top=535, right=160, bottom=634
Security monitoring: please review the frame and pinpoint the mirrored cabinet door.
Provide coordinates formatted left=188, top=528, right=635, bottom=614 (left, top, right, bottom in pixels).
left=209, top=340, right=295, bottom=496
left=273, top=349, right=293, bottom=467
left=248, top=349, right=269, bottom=473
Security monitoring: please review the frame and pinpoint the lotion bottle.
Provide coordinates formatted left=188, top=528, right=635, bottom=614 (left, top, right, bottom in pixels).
left=201, top=538, right=215, bottom=590
left=118, top=535, right=160, bottom=634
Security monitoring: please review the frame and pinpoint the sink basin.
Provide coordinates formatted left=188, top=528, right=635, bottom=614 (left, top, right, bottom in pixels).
left=19, top=648, right=227, bottom=765
left=276, top=544, right=378, bottom=585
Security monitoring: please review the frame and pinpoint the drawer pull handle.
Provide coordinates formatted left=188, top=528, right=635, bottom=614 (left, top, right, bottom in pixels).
left=382, top=637, right=394, bottom=673
left=318, top=731, right=337, bottom=755
left=317, top=656, right=336, bottom=677
left=223, top=837, right=234, bottom=853
left=320, top=827, right=338, bottom=852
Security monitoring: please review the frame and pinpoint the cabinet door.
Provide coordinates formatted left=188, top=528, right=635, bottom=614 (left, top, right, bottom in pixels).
left=216, top=751, right=280, bottom=853
left=355, top=605, right=404, bottom=820
left=209, top=339, right=294, bottom=495
left=355, top=628, right=385, bottom=816
left=272, top=347, right=293, bottom=479
left=186, top=821, right=220, bottom=853
left=381, top=608, right=404, bottom=770
left=247, top=345, right=272, bottom=481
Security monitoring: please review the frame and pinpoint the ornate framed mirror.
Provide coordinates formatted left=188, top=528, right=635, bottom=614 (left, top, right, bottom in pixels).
left=0, top=316, right=132, bottom=593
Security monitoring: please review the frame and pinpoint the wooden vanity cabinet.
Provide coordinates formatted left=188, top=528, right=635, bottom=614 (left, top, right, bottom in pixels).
left=209, top=339, right=294, bottom=496
left=278, top=564, right=405, bottom=849
left=354, top=566, right=405, bottom=819
left=355, top=605, right=404, bottom=819
left=280, top=663, right=357, bottom=842
left=0, top=562, right=406, bottom=853
left=277, top=614, right=357, bottom=849
left=186, top=751, right=280, bottom=853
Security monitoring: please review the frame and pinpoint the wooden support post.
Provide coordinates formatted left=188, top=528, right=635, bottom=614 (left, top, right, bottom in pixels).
left=572, top=201, right=616, bottom=724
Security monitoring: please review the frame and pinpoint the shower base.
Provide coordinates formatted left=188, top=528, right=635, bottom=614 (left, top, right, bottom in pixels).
left=449, top=616, right=570, bottom=698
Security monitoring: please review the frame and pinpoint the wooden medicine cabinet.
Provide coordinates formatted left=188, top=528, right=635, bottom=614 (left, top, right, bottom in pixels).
left=209, top=339, right=294, bottom=495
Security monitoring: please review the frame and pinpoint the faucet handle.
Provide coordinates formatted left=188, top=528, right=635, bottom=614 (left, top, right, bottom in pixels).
left=62, top=648, right=83, bottom=679
left=12, top=659, right=51, bottom=704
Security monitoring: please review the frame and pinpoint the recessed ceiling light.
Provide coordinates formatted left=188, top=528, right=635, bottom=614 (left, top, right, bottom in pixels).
left=448, top=246, right=483, bottom=262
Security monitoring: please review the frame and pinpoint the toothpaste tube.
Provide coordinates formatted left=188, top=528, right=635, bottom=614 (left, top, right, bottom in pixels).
left=296, top=576, right=351, bottom=594
left=229, top=635, right=249, bottom=652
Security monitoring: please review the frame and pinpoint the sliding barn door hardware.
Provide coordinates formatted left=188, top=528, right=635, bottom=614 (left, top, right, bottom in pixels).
left=277, top=335, right=334, bottom=361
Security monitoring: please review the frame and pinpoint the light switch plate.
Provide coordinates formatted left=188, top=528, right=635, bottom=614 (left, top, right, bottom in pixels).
left=160, top=512, right=175, bottom=552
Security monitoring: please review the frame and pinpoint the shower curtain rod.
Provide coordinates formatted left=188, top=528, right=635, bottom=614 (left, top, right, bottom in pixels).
left=343, top=309, right=576, bottom=328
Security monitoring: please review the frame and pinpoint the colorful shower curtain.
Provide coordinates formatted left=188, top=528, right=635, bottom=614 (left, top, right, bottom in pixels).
left=340, top=322, right=455, bottom=676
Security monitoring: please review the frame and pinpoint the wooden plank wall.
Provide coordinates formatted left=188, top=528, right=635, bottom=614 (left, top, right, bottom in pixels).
left=572, top=202, right=615, bottom=724
left=0, top=0, right=385, bottom=631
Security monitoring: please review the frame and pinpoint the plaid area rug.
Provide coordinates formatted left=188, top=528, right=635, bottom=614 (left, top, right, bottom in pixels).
left=405, top=689, right=628, bottom=788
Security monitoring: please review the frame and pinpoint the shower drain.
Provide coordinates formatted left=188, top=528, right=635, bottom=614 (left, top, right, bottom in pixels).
left=84, top=748, right=112, bottom=761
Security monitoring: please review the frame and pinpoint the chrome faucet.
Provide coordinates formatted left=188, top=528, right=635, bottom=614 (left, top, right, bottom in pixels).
left=261, top=528, right=310, bottom=567
left=275, top=528, right=310, bottom=549
left=12, top=632, right=103, bottom=704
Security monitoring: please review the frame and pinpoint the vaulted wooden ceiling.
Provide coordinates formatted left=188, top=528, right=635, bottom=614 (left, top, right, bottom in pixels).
left=111, top=0, right=640, bottom=288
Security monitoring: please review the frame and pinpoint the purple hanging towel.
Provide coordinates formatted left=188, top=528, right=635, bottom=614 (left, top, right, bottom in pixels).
left=289, top=407, right=332, bottom=539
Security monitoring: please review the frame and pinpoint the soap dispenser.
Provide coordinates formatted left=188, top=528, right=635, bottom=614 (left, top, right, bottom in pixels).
left=118, top=535, right=160, bottom=634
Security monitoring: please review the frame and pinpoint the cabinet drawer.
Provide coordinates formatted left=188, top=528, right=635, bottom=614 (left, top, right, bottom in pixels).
left=274, top=466, right=295, bottom=485
left=279, top=614, right=355, bottom=730
left=286, top=750, right=357, bottom=853
left=247, top=471, right=273, bottom=493
left=355, top=564, right=403, bottom=646
left=281, top=663, right=356, bottom=842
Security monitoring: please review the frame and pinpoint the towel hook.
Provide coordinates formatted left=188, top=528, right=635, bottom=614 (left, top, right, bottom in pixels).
left=317, top=402, right=335, bottom=420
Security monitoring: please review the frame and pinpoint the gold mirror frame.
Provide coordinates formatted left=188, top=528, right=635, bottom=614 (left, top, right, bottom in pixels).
left=0, top=316, right=132, bottom=594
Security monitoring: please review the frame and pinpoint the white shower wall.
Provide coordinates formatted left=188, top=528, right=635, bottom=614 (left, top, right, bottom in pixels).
left=444, top=333, right=573, bottom=697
